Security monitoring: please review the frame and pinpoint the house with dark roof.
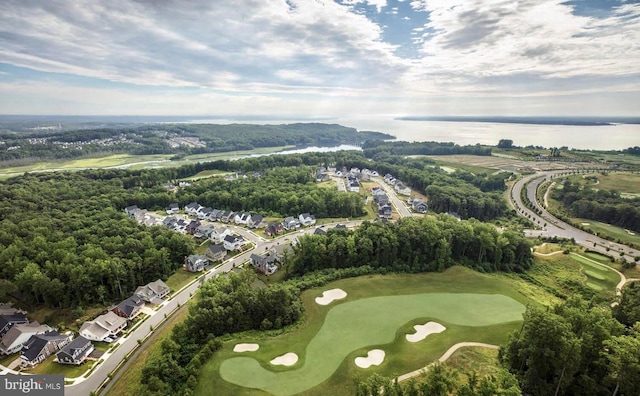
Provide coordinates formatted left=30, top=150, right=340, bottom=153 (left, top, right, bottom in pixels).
left=210, top=226, right=232, bottom=243
left=135, top=280, right=170, bottom=304
left=282, top=216, right=300, bottom=231
left=184, top=255, right=209, bottom=272
left=124, top=205, right=139, bottom=217
left=165, top=203, right=180, bottom=214
left=248, top=214, right=264, bottom=229
left=79, top=311, right=127, bottom=342
left=111, top=295, right=144, bottom=320
left=56, top=336, right=94, bottom=365
left=186, top=220, right=201, bottom=235
left=265, top=222, right=284, bottom=237
left=234, top=212, right=251, bottom=225
left=220, top=210, right=235, bottom=223
left=0, top=302, right=24, bottom=316
left=223, top=235, right=247, bottom=251
left=184, top=202, right=202, bottom=216
left=0, top=313, right=29, bottom=338
left=378, top=205, right=393, bottom=219
left=250, top=254, right=278, bottom=275
left=206, top=244, right=227, bottom=262
left=20, top=331, right=71, bottom=367
left=0, top=322, right=52, bottom=355
left=412, top=200, right=428, bottom=214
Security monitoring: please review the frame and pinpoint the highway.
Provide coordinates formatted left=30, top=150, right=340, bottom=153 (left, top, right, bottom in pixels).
left=511, top=172, right=640, bottom=263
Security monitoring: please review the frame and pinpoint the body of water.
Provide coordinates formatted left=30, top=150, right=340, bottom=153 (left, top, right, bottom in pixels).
left=179, top=116, right=639, bottom=151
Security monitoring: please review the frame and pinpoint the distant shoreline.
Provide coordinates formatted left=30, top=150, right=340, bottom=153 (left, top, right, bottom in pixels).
left=395, top=116, right=640, bottom=127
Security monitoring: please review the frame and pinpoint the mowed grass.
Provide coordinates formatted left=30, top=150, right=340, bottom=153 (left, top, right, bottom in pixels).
left=569, top=253, right=621, bottom=291
left=165, top=269, right=201, bottom=294
left=197, top=266, right=535, bottom=396
left=105, top=308, right=190, bottom=396
left=574, top=218, right=640, bottom=247
left=24, top=355, right=89, bottom=378
left=592, top=172, right=640, bottom=195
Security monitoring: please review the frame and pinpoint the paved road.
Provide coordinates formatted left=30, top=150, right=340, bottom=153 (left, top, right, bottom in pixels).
left=372, top=177, right=412, bottom=218
left=511, top=172, right=640, bottom=263
left=64, top=220, right=362, bottom=396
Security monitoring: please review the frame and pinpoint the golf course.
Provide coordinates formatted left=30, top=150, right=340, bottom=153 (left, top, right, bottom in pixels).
left=197, top=267, right=532, bottom=396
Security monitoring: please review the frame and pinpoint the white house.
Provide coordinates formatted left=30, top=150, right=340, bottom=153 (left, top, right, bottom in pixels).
left=79, top=312, right=127, bottom=342
left=223, top=235, right=247, bottom=251
left=394, top=182, right=412, bottom=196
left=299, top=213, right=316, bottom=226
left=210, top=226, right=232, bottom=244
left=0, top=322, right=52, bottom=355
left=234, top=212, right=251, bottom=225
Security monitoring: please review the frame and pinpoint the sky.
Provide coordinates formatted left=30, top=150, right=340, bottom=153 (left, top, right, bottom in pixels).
left=0, top=0, right=639, bottom=117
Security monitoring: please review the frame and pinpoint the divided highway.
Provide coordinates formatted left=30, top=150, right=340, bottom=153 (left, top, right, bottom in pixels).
left=511, top=171, right=640, bottom=263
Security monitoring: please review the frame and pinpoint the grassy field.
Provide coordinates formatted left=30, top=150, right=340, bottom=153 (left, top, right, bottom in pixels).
left=105, top=308, right=190, bottom=396
left=197, top=266, right=538, bottom=396
left=0, top=146, right=294, bottom=180
left=573, top=218, right=640, bottom=247
left=444, top=346, right=501, bottom=384
left=165, top=270, right=201, bottom=294
left=569, top=253, right=621, bottom=291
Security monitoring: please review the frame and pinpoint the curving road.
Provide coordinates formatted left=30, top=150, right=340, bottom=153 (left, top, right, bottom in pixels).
left=511, top=172, right=640, bottom=263
left=63, top=220, right=363, bottom=396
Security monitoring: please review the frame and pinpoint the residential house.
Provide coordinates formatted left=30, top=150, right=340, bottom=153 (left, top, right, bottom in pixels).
left=184, top=202, right=202, bottom=216
left=371, top=186, right=386, bottom=196
left=185, top=255, right=209, bottom=272
left=315, top=171, right=330, bottom=182
left=282, top=217, right=300, bottom=231
left=265, top=222, right=284, bottom=237
left=394, top=182, right=411, bottom=196
left=0, top=303, right=24, bottom=316
left=209, top=209, right=223, bottom=221
left=299, top=213, right=316, bottom=226
left=20, top=331, right=71, bottom=367
left=314, top=227, right=327, bottom=235
left=79, top=311, right=127, bottom=342
left=234, top=212, right=251, bottom=225
left=165, top=203, right=179, bottom=214
left=373, top=194, right=389, bottom=207
left=384, top=174, right=395, bottom=183
left=135, top=280, right=170, bottom=304
left=412, top=200, right=428, bottom=214
left=223, top=235, right=247, bottom=251
left=133, top=210, right=164, bottom=227
left=250, top=254, right=278, bottom=275
left=197, top=207, right=213, bottom=220
left=56, top=336, right=94, bottom=366
left=186, top=220, right=201, bottom=235
left=194, top=223, right=215, bottom=239
left=220, top=211, right=235, bottom=223
left=206, top=244, right=227, bottom=262
left=335, top=224, right=347, bottom=229
left=0, top=313, right=28, bottom=338
left=210, top=226, right=232, bottom=244
left=247, top=214, right=264, bottom=229
left=112, top=295, right=144, bottom=320
left=0, top=322, right=52, bottom=355
left=124, top=205, right=139, bottom=218
left=163, top=216, right=177, bottom=229
left=371, top=170, right=379, bottom=177
left=378, top=205, right=393, bottom=219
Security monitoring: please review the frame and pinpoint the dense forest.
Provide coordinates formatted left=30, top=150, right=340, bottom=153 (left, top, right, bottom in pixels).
left=502, top=294, right=640, bottom=396
left=0, top=123, right=394, bottom=161
left=550, top=178, right=640, bottom=233
left=289, top=216, right=533, bottom=275
left=362, top=141, right=492, bottom=159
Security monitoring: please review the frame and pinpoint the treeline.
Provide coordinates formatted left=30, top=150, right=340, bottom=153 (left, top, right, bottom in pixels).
left=551, top=179, right=640, bottom=232
left=289, top=216, right=533, bottom=276
left=502, top=295, right=640, bottom=395
left=0, top=123, right=394, bottom=162
left=174, top=166, right=366, bottom=218
left=141, top=270, right=302, bottom=395
left=0, top=172, right=196, bottom=309
left=362, top=141, right=491, bottom=159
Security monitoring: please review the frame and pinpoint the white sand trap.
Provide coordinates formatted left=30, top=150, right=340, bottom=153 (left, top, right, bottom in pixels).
left=581, top=222, right=590, bottom=226
left=355, top=349, right=385, bottom=368
left=315, top=288, right=347, bottom=305
left=270, top=352, right=298, bottom=366
left=625, top=229, right=636, bottom=235
left=233, top=343, right=259, bottom=352
left=406, top=322, right=446, bottom=343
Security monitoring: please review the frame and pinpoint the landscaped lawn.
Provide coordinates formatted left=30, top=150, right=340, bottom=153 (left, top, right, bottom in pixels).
left=573, top=218, right=640, bottom=247
left=569, top=253, right=621, bottom=291
left=165, top=269, right=200, bottom=294
left=197, top=267, right=533, bottom=396
left=24, top=355, right=89, bottom=378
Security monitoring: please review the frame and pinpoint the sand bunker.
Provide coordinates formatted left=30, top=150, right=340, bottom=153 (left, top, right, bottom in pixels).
left=626, top=229, right=636, bottom=235
left=355, top=349, right=385, bottom=368
left=581, top=222, right=590, bottom=226
left=233, top=343, right=259, bottom=352
left=406, top=322, right=446, bottom=343
left=270, top=352, right=298, bottom=366
left=315, top=288, right=347, bottom=305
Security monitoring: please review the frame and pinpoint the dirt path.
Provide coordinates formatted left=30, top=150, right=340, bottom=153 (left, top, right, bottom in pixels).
left=396, top=342, right=500, bottom=383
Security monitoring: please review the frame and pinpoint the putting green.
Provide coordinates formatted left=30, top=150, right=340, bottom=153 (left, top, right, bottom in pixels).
left=219, top=293, right=524, bottom=395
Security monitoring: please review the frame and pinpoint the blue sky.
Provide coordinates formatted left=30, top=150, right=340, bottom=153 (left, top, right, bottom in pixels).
left=0, top=0, right=638, bottom=116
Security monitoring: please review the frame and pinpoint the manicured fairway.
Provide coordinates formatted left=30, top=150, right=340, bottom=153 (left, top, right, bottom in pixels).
left=218, top=293, right=524, bottom=396
left=569, top=253, right=620, bottom=291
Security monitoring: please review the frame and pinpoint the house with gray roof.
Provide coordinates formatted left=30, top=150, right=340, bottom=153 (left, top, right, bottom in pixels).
left=112, top=295, right=144, bottom=320
left=0, top=322, right=52, bottom=355
left=0, top=313, right=28, bottom=338
left=56, top=336, right=94, bottom=366
left=79, top=311, right=127, bottom=342
left=20, top=331, right=71, bottom=367
left=135, top=280, right=170, bottom=304
left=185, top=255, right=209, bottom=272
